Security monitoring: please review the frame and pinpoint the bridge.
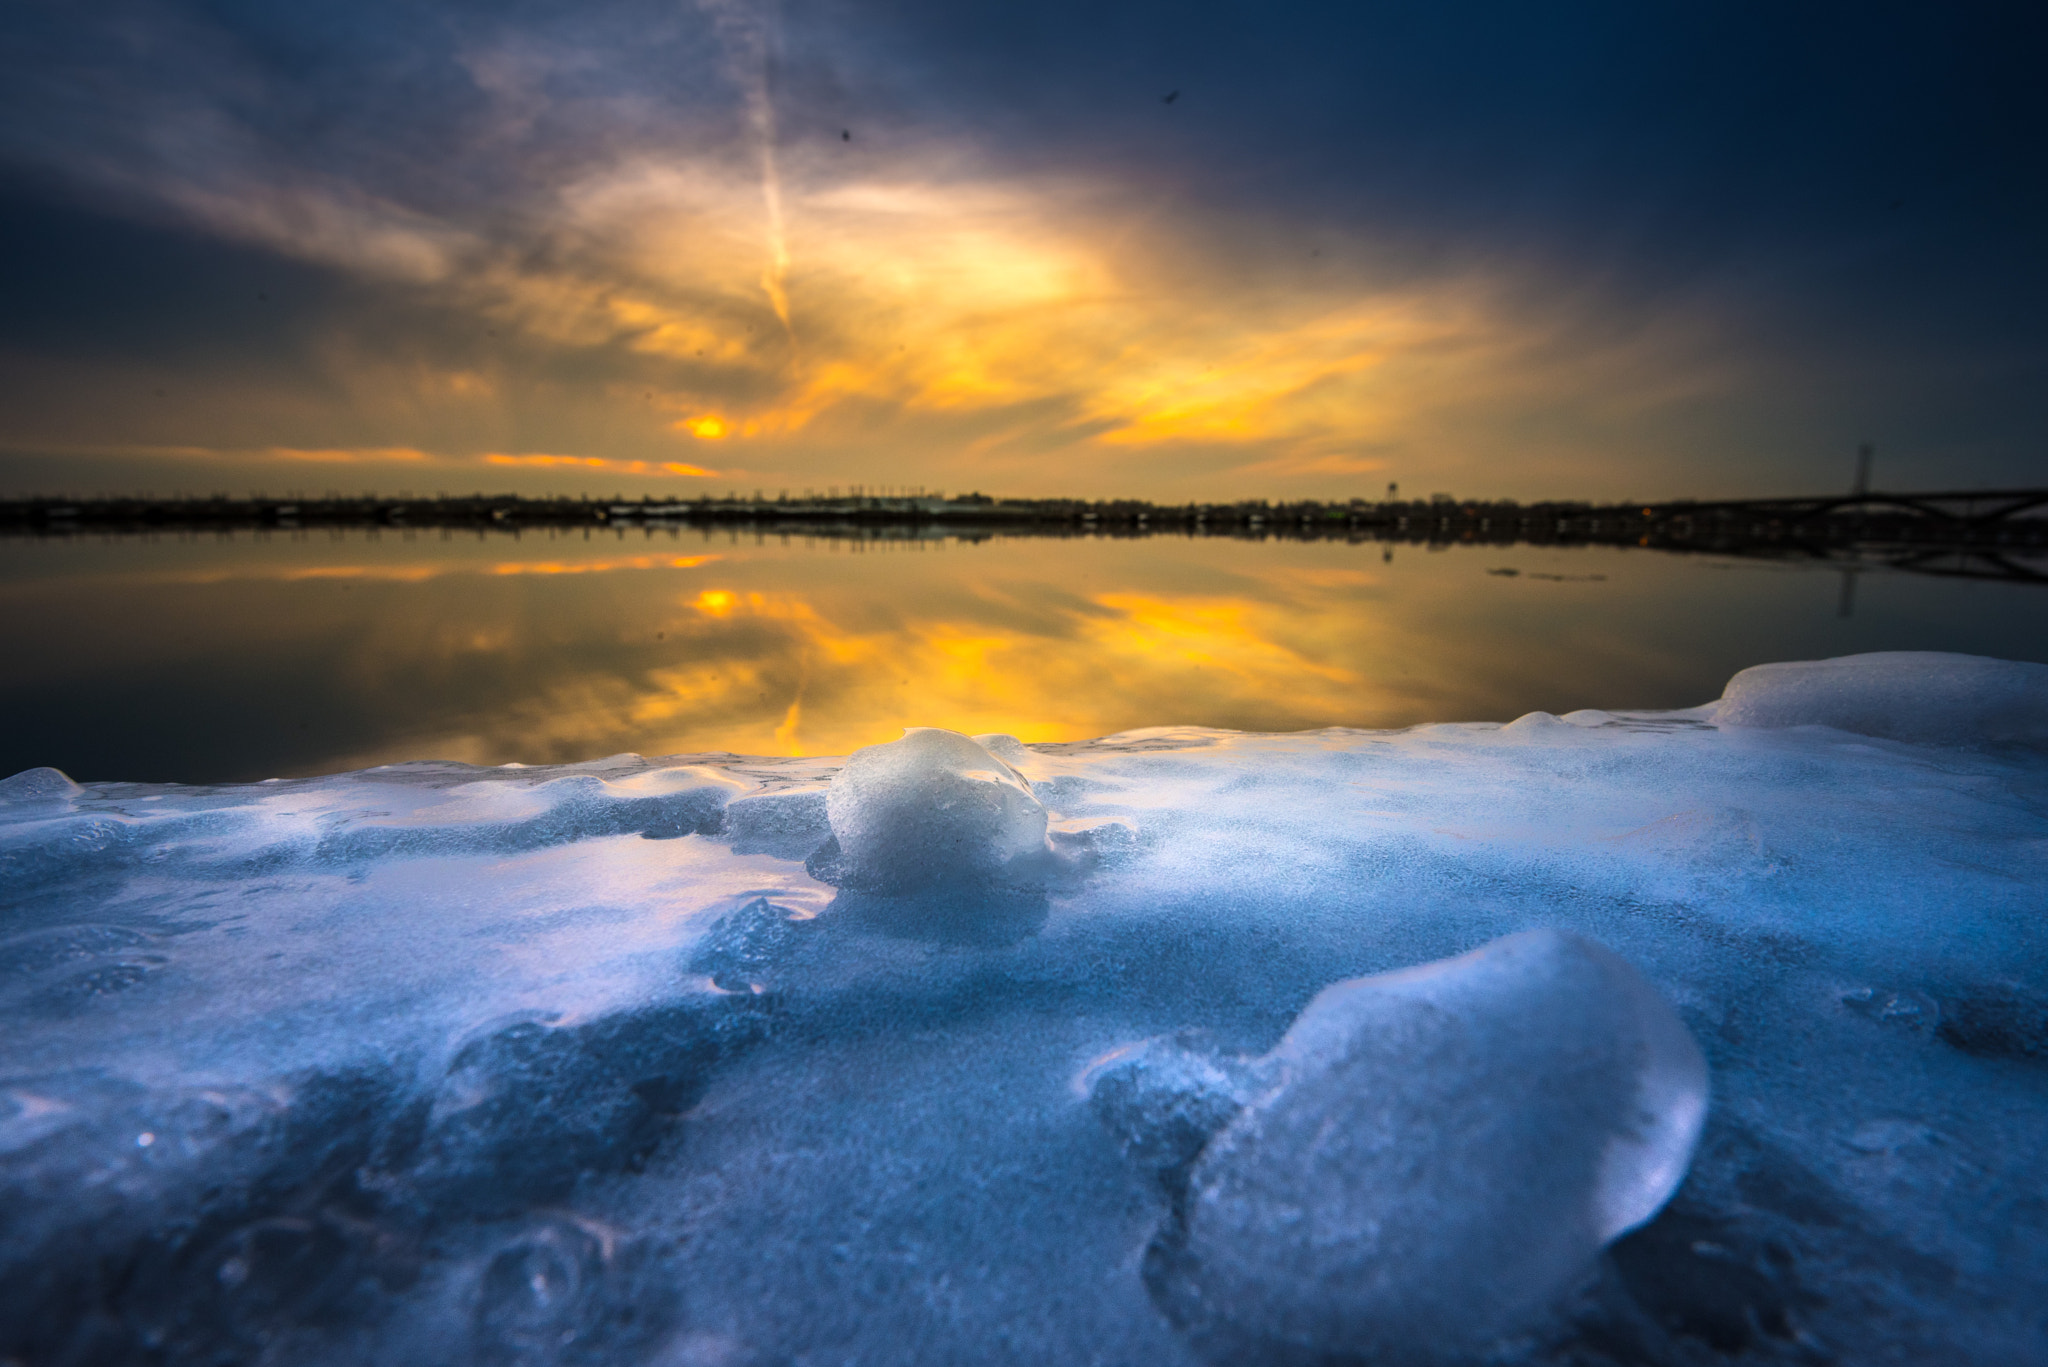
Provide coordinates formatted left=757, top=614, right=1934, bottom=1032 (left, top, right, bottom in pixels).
left=1642, top=487, right=2048, bottom=526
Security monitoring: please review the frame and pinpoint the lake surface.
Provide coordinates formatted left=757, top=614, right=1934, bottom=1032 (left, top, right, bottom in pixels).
left=3, top=526, right=2042, bottom=783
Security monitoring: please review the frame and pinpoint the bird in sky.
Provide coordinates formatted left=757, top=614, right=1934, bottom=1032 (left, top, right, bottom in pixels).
left=1161, top=90, right=1180, bottom=104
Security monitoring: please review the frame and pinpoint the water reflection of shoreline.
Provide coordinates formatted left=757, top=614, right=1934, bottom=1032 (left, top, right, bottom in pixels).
left=6, top=521, right=2042, bottom=589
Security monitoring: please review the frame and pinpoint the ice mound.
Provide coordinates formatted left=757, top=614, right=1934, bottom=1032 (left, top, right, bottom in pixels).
left=1713, top=651, right=2048, bottom=746
left=0, top=765, right=80, bottom=803
left=1153, top=930, right=1706, bottom=1360
left=819, top=727, right=1049, bottom=892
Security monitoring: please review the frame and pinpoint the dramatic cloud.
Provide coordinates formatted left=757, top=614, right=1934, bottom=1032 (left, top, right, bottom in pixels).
left=1, top=0, right=2041, bottom=499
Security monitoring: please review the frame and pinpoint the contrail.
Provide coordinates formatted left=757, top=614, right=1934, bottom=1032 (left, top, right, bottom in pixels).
left=754, top=104, right=792, bottom=335
left=698, top=0, right=794, bottom=338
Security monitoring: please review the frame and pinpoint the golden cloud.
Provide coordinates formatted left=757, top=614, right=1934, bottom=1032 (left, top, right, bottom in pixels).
left=63, top=115, right=1718, bottom=498
left=483, top=453, right=720, bottom=477
left=429, top=148, right=1526, bottom=476
left=266, top=445, right=434, bottom=464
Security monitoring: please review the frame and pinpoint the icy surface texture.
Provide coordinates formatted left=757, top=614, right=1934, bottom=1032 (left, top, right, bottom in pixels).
left=1714, top=650, right=2048, bottom=745
left=1083, top=1030, right=1259, bottom=1185
left=821, top=727, right=1049, bottom=891
left=0, top=765, right=80, bottom=802
left=1155, top=930, right=1706, bottom=1361
left=3, top=652, right=2047, bottom=1365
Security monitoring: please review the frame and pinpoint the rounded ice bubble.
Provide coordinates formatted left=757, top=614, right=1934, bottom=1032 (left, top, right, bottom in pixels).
left=822, top=728, right=1051, bottom=893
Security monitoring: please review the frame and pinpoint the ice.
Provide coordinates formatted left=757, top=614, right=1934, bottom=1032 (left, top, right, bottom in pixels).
left=3, top=651, right=2046, bottom=1365
left=720, top=787, right=830, bottom=860
left=473, top=1217, right=670, bottom=1366
left=819, top=727, right=1050, bottom=892
left=0, top=766, right=80, bottom=803
left=1149, top=930, right=1706, bottom=1361
left=1083, top=1030, right=1258, bottom=1184
left=1713, top=650, right=2048, bottom=745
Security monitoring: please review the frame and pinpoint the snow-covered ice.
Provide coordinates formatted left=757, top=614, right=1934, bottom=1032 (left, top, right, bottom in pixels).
left=1712, top=651, right=2048, bottom=746
left=2, top=651, right=2045, bottom=1365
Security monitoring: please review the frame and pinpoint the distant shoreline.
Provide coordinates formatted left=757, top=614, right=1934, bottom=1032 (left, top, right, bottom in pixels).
left=5, top=487, right=2044, bottom=585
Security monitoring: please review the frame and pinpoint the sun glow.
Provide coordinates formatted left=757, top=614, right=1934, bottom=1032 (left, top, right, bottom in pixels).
left=106, top=138, right=1554, bottom=495
left=437, top=152, right=1525, bottom=482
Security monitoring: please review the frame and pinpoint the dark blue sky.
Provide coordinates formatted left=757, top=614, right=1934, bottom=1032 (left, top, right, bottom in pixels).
left=1, top=0, right=2042, bottom=499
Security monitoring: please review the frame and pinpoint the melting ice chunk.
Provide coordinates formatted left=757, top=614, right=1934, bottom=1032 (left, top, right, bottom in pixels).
left=1170, top=928, right=1707, bottom=1359
left=822, top=728, right=1049, bottom=892
left=1714, top=651, right=2048, bottom=746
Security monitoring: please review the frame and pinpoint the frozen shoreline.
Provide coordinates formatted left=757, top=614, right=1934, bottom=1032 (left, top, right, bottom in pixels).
left=3, top=654, right=2045, bottom=1364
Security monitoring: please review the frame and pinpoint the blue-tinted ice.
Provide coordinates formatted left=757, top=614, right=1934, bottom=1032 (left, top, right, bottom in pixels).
left=823, top=727, right=1050, bottom=893
left=1141, top=929, right=1707, bottom=1362
left=1714, top=651, right=2048, bottom=745
left=2, top=652, right=2044, bottom=1365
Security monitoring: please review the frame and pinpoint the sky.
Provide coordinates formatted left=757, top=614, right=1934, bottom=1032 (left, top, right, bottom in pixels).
left=0, top=0, right=2043, bottom=504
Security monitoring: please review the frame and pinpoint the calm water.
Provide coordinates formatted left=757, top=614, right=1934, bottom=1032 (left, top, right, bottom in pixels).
left=3, top=527, right=2042, bottom=783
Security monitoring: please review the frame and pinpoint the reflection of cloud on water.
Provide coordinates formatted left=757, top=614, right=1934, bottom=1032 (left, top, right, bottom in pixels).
left=423, top=577, right=1388, bottom=761
left=267, top=564, right=452, bottom=584
left=1248, top=566, right=1378, bottom=591
left=492, top=554, right=720, bottom=576
left=6, top=531, right=1775, bottom=781
left=39, top=553, right=726, bottom=589
left=1082, top=593, right=1360, bottom=689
